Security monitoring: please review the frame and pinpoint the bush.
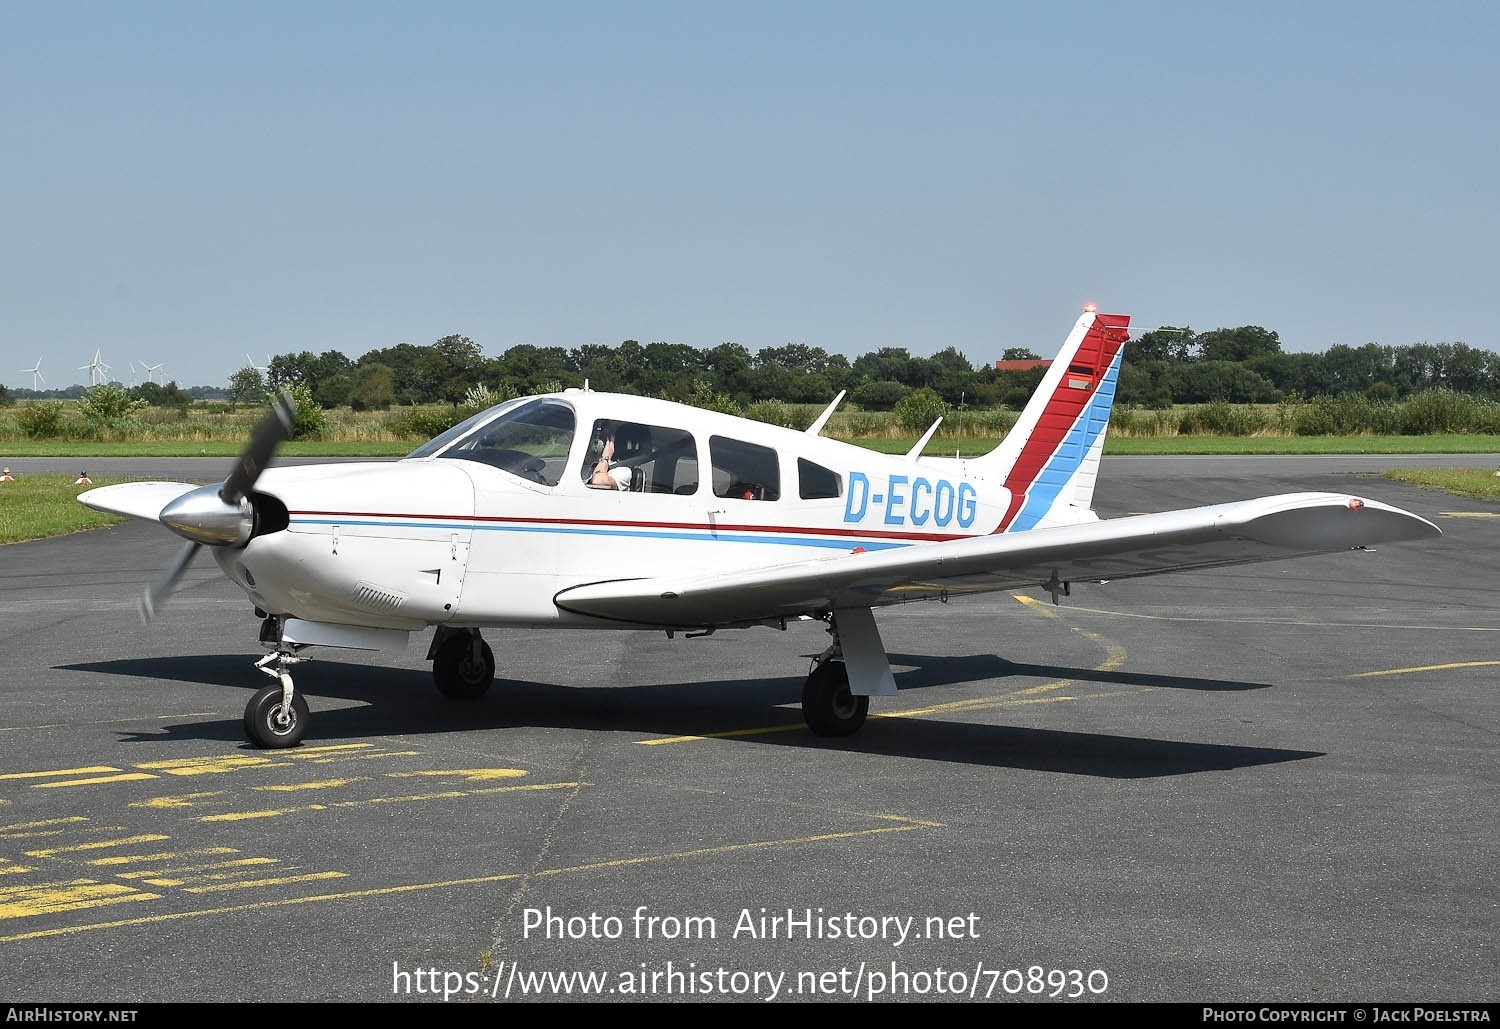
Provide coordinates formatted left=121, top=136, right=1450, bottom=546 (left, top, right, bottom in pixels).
left=78, top=384, right=146, bottom=429
left=277, top=384, right=327, bottom=439
left=687, top=381, right=742, bottom=417
left=388, top=405, right=467, bottom=440
left=744, top=400, right=792, bottom=427
left=1178, top=401, right=1266, bottom=436
left=837, top=412, right=885, bottom=438
left=1399, top=389, right=1479, bottom=435
left=894, top=387, right=951, bottom=434
left=17, top=401, right=64, bottom=439
left=974, top=408, right=1018, bottom=434
left=1294, top=395, right=1369, bottom=436
left=850, top=380, right=910, bottom=411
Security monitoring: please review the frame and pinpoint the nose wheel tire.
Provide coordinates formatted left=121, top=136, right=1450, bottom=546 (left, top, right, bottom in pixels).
left=433, top=634, right=496, bottom=700
left=802, top=660, right=868, bottom=737
left=244, top=684, right=310, bottom=749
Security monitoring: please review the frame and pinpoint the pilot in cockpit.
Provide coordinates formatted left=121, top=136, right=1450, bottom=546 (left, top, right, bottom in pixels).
left=586, top=423, right=633, bottom=491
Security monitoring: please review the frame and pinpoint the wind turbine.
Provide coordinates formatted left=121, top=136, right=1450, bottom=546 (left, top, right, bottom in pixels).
left=140, top=361, right=165, bottom=383
left=78, top=349, right=110, bottom=386
left=21, top=358, right=45, bottom=389
left=244, top=353, right=269, bottom=376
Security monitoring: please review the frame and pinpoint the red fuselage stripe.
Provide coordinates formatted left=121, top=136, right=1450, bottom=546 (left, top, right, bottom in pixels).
left=287, top=510, right=968, bottom=544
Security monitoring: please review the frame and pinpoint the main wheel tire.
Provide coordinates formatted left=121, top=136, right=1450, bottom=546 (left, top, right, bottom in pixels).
left=243, top=684, right=310, bottom=749
left=433, top=634, right=496, bottom=700
left=802, top=660, right=868, bottom=737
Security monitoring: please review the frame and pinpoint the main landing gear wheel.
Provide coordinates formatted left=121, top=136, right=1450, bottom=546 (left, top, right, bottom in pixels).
left=243, top=683, right=310, bottom=749
left=802, top=660, right=868, bottom=737
left=433, top=632, right=496, bottom=700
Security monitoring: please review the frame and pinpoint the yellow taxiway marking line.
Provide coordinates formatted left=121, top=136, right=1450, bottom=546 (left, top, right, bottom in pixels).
left=25, top=835, right=170, bottom=859
left=1439, top=511, right=1500, bottom=519
left=387, top=769, right=528, bottom=782
left=0, top=767, right=119, bottom=780
left=196, top=781, right=587, bottom=822
left=284, top=744, right=381, bottom=757
left=133, top=756, right=277, bottom=776
left=0, top=818, right=937, bottom=942
left=182, top=872, right=348, bottom=894
left=34, top=773, right=159, bottom=789
left=0, top=817, right=90, bottom=837
left=1031, top=605, right=1500, bottom=632
left=117, top=858, right=280, bottom=881
left=299, top=750, right=423, bottom=762
left=1353, top=660, right=1500, bottom=677
left=88, top=848, right=241, bottom=868
left=0, top=880, right=160, bottom=919
left=131, top=793, right=227, bottom=809
left=128, top=747, right=378, bottom=778
left=252, top=779, right=366, bottom=792
left=0, top=714, right=217, bottom=735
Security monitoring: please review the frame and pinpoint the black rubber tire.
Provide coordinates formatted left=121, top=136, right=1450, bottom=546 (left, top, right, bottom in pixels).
left=243, top=683, right=310, bottom=749
left=433, top=634, right=496, bottom=700
left=801, top=660, right=869, bottom=737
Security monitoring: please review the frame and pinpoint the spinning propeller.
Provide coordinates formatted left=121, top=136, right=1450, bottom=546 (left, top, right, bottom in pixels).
left=141, top=390, right=296, bottom=623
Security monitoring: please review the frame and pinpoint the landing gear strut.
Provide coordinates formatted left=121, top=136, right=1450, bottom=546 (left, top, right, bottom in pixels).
left=247, top=625, right=310, bottom=749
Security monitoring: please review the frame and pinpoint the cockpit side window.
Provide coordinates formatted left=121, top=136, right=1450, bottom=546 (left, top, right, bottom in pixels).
left=433, top=398, right=575, bottom=485
left=710, top=436, right=780, bottom=501
left=583, top=419, right=699, bottom=494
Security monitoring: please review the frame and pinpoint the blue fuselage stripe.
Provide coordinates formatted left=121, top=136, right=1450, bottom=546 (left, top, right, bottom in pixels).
left=288, top=518, right=911, bottom=551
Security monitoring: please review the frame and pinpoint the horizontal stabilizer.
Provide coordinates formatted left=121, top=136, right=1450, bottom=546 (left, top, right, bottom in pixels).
left=78, top=481, right=201, bottom=523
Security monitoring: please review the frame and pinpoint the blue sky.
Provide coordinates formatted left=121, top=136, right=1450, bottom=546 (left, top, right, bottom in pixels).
left=2, top=1, right=1496, bottom=390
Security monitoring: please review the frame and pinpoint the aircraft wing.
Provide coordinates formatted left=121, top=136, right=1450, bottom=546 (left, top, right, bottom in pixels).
left=78, top=482, right=201, bottom=523
left=553, top=492, right=1441, bottom=627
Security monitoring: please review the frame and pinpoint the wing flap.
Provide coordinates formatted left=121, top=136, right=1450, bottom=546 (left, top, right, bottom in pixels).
left=552, top=492, right=1440, bottom=627
left=78, top=481, right=201, bottom=523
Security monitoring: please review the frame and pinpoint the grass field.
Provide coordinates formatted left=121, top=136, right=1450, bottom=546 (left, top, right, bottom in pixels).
left=0, top=475, right=134, bottom=544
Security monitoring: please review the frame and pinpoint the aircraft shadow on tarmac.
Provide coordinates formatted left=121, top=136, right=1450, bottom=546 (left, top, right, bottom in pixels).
left=58, top=653, right=1311, bottom=778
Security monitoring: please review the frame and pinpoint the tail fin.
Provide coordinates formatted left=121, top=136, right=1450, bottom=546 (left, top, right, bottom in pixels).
left=972, top=308, right=1131, bottom=532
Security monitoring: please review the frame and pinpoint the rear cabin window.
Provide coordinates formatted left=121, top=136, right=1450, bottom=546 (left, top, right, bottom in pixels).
left=584, top=419, right=699, bottom=495
left=797, top=459, right=842, bottom=500
left=710, top=437, right=780, bottom=501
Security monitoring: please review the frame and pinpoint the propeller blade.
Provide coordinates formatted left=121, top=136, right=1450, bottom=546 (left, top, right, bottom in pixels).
left=221, top=390, right=295, bottom=505
left=140, top=540, right=202, bottom=624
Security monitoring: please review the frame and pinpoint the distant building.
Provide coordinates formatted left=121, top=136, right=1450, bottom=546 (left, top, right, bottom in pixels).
left=994, top=359, right=1051, bottom=373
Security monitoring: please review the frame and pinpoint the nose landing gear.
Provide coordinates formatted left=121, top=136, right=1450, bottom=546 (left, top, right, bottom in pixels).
left=246, top=616, right=310, bottom=749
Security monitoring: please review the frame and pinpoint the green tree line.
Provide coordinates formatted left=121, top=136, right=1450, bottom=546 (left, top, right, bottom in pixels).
left=244, top=324, right=1500, bottom=413
left=6, top=323, right=1494, bottom=415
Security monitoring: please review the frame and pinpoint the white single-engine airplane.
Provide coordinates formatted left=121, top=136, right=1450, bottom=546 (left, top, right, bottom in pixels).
left=80, top=308, right=1442, bottom=750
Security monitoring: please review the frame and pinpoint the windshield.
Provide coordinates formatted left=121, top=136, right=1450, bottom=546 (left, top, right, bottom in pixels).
left=403, top=397, right=530, bottom=460
left=419, top=397, right=577, bottom=486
